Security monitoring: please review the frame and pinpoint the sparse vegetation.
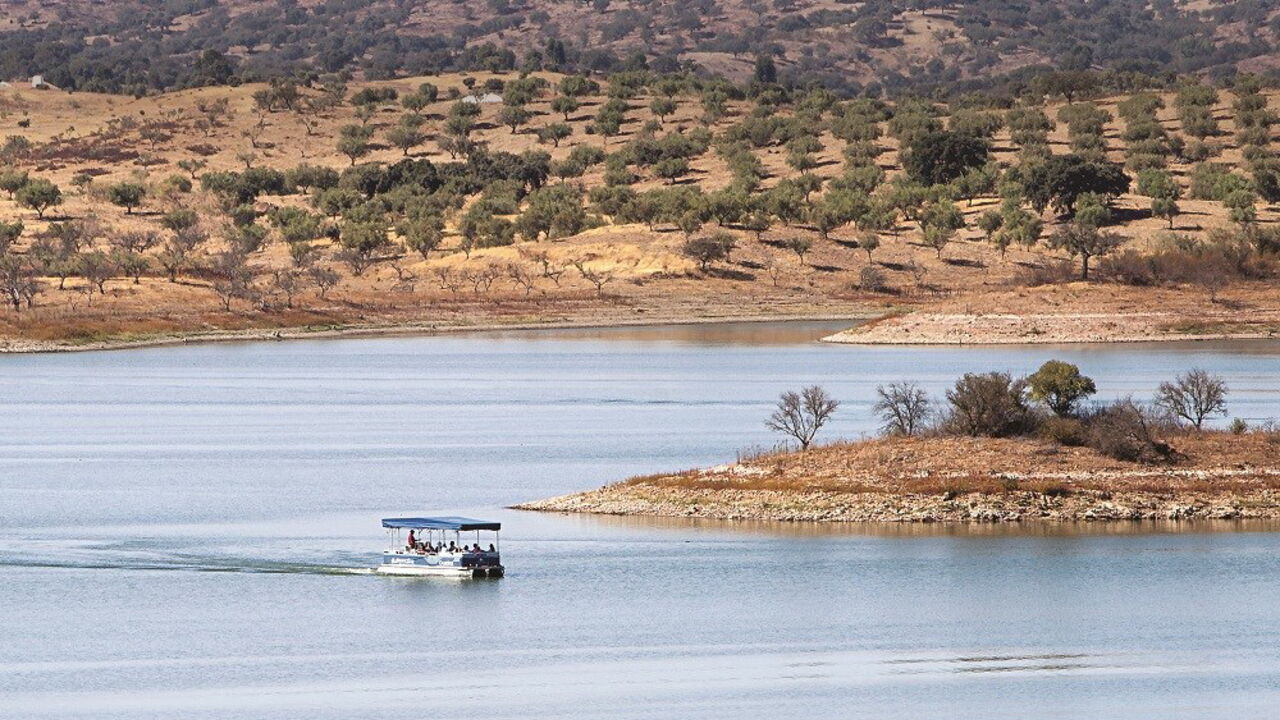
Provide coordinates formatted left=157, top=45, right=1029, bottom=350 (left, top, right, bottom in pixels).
left=1, top=59, right=1279, bottom=348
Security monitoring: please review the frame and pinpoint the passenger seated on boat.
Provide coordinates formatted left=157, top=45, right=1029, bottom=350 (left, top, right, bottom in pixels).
left=471, top=543, right=481, bottom=552
left=447, top=542, right=458, bottom=553
left=488, top=544, right=496, bottom=553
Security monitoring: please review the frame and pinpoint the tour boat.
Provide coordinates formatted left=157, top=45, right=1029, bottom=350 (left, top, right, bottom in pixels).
left=376, top=516, right=504, bottom=578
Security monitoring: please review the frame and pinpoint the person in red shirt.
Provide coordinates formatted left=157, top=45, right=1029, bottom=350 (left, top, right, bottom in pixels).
left=407, top=530, right=416, bottom=550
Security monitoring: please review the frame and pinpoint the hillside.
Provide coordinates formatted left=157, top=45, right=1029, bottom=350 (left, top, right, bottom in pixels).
left=1, top=1, right=1278, bottom=95
left=517, top=432, right=1280, bottom=522
left=1, top=69, right=1280, bottom=350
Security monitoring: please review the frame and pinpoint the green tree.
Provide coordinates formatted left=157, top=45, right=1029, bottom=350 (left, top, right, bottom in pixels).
left=650, top=97, right=677, bottom=123
left=753, top=54, right=778, bottom=84
left=1022, top=154, right=1129, bottom=216
left=399, top=213, right=445, bottom=259
left=1072, top=192, right=1112, bottom=229
left=1137, top=169, right=1182, bottom=229
left=0, top=220, right=23, bottom=253
left=336, top=125, right=374, bottom=165
left=902, top=130, right=990, bottom=186
left=536, top=123, right=573, bottom=147
left=1027, top=360, right=1097, bottom=417
left=993, top=199, right=1042, bottom=257
left=846, top=232, right=875, bottom=264
left=16, top=178, right=62, bottom=219
left=681, top=234, right=733, bottom=272
left=977, top=209, right=1003, bottom=241
left=385, top=124, right=425, bottom=156
left=781, top=236, right=812, bottom=265
left=550, top=95, right=580, bottom=121
left=498, top=104, right=531, bottom=134
left=107, top=182, right=146, bottom=214
left=919, top=200, right=964, bottom=258
left=338, top=220, right=390, bottom=275
left=0, top=169, right=29, bottom=199
left=654, top=157, right=690, bottom=185
left=1046, top=223, right=1124, bottom=280
left=1224, top=190, right=1257, bottom=227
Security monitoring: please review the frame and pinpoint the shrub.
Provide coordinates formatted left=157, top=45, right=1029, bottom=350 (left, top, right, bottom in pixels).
left=944, top=372, right=1034, bottom=438
left=1083, top=400, right=1175, bottom=464
left=1013, top=259, right=1077, bottom=286
left=1038, top=416, right=1088, bottom=446
left=858, top=265, right=887, bottom=292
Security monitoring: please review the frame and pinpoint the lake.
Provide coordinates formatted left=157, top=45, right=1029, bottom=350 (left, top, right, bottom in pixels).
left=2, top=323, right=1279, bottom=719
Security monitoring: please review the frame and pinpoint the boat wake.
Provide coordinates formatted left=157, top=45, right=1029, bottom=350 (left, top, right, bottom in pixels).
left=0, top=541, right=377, bottom=576
left=0, top=556, right=377, bottom=575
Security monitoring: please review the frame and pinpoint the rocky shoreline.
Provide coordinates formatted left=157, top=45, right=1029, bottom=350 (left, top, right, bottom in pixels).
left=516, top=435, right=1280, bottom=524
left=516, top=484, right=1280, bottom=523
left=821, top=310, right=1280, bottom=345
left=0, top=311, right=875, bottom=354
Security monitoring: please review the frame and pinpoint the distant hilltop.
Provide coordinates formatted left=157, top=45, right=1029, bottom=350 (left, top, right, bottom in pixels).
left=1, top=1, right=1277, bottom=96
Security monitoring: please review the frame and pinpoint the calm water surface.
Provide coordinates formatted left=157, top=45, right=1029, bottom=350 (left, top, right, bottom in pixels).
left=2, top=323, right=1280, bottom=719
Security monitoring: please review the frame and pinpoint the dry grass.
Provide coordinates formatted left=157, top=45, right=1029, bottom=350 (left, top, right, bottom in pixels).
left=2, top=74, right=1280, bottom=348
left=627, top=433, right=1280, bottom=497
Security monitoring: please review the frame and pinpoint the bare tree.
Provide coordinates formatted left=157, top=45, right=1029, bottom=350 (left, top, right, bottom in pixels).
left=570, top=257, right=614, bottom=297
left=464, top=264, right=501, bottom=295
left=77, top=250, right=115, bottom=295
left=505, top=262, right=537, bottom=296
left=519, top=247, right=565, bottom=286
left=1155, top=369, right=1228, bottom=430
left=272, top=269, right=302, bottom=308
left=308, top=266, right=339, bottom=300
left=207, top=250, right=256, bottom=311
left=766, top=385, right=840, bottom=450
left=0, top=256, right=39, bottom=310
left=872, top=382, right=931, bottom=436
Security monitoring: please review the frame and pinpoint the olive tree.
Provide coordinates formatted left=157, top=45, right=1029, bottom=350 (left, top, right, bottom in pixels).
left=1046, top=223, right=1124, bottom=280
left=107, top=182, right=146, bottom=214
left=1027, top=360, right=1096, bottom=417
left=16, top=178, right=62, bottom=219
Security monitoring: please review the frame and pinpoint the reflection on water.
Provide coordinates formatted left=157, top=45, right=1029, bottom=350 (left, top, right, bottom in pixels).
left=2, top=324, right=1280, bottom=719
left=459, top=318, right=866, bottom=345
left=564, top=513, right=1280, bottom=538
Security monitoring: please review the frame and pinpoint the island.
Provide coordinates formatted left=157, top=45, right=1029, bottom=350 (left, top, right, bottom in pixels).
left=517, top=431, right=1280, bottom=523
left=521, top=360, right=1280, bottom=524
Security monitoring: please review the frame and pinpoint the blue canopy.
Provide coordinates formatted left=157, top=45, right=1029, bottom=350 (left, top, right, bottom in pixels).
left=382, top=516, right=501, bottom=531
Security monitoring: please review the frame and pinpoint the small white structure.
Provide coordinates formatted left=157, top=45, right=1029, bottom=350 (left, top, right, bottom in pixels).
left=30, top=75, right=58, bottom=90
left=461, top=92, right=502, bottom=104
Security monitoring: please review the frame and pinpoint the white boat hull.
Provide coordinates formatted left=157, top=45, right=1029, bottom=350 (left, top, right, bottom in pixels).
left=376, top=551, right=503, bottom=578
left=375, top=564, right=477, bottom=578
